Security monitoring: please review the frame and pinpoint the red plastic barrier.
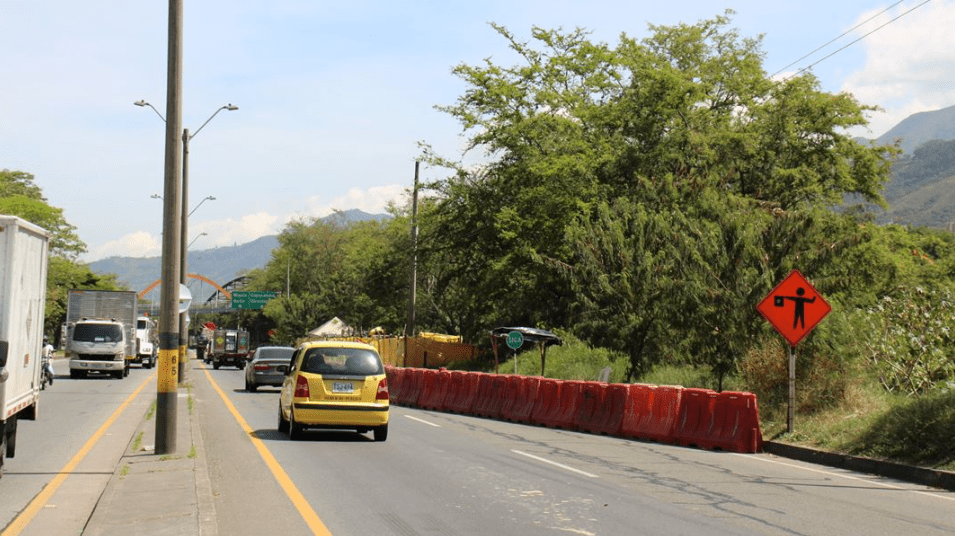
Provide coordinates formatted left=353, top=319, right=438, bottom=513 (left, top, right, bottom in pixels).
left=590, top=383, right=628, bottom=436
left=550, top=380, right=584, bottom=430
left=500, top=376, right=541, bottom=424
left=629, top=384, right=684, bottom=443
left=706, top=391, right=763, bottom=453
left=620, top=384, right=655, bottom=439
left=413, top=369, right=438, bottom=408
left=445, top=371, right=481, bottom=414
left=674, top=388, right=718, bottom=448
left=575, top=382, right=606, bottom=434
left=473, top=374, right=508, bottom=419
left=418, top=369, right=452, bottom=411
left=385, top=366, right=403, bottom=404
left=399, top=368, right=424, bottom=407
left=530, top=379, right=562, bottom=426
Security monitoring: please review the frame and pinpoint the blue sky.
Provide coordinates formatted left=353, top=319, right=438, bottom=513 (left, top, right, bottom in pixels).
left=2, top=1, right=952, bottom=262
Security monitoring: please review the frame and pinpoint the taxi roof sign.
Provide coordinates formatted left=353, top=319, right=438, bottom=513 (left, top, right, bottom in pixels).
left=757, top=269, right=831, bottom=346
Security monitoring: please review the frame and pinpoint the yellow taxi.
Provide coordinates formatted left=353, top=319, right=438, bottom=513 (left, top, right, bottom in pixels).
left=278, top=340, right=390, bottom=441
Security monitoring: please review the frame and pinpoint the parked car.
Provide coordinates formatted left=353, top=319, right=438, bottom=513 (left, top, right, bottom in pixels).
left=244, top=346, right=295, bottom=392
left=278, top=340, right=389, bottom=441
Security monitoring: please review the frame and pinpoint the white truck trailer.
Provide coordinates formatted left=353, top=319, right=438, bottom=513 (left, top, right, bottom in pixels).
left=0, top=216, right=49, bottom=476
left=65, top=290, right=138, bottom=379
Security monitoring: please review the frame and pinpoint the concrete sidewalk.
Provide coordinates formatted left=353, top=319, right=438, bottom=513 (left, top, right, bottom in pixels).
left=83, top=360, right=216, bottom=536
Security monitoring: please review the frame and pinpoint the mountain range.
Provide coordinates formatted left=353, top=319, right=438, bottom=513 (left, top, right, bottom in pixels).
left=93, top=107, right=955, bottom=292
left=89, top=209, right=386, bottom=301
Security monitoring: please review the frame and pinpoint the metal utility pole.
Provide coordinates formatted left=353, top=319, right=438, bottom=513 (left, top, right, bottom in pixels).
left=405, top=161, right=419, bottom=366
left=179, top=127, right=190, bottom=384
left=156, top=0, right=183, bottom=455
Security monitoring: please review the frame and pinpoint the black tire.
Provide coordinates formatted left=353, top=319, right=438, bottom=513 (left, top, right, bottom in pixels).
left=373, top=424, right=388, bottom=442
left=213, top=361, right=220, bottom=370
left=248, top=381, right=257, bottom=393
left=277, top=404, right=289, bottom=434
left=113, top=371, right=124, bottom=380
left=288, top=410, right=304, bottom=441
left=70, top=369, right=80, bottom=379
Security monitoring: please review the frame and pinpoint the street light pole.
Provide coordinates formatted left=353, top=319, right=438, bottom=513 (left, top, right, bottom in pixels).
left=136, top=100, right=236, bottom=384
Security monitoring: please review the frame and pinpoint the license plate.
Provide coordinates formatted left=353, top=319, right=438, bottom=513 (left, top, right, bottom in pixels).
left=332, top=382, right=353, bottom=393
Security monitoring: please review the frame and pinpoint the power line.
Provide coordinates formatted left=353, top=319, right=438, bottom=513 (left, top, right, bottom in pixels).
left=785, top=0, right=934, bottom=81
left=770, top=1, right=905, bottom=78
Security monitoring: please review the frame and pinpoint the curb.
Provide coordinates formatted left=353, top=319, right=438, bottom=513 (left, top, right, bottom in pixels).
left=764, top=441, right=955, bottom=492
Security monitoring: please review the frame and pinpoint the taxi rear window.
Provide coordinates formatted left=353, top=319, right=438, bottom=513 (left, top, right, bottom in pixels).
left=301, top=348, right=383, bottom=376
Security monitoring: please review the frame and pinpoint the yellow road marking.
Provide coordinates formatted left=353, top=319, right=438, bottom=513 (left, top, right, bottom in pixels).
left=2, top=373, right=155, bottom=536
left=201, top=368, right=332, bottom=536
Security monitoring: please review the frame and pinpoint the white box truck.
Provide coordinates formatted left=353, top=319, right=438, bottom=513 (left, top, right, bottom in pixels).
left=65, top=290, right=137, bottom=379
left=0, top=216, right=49, bottom=476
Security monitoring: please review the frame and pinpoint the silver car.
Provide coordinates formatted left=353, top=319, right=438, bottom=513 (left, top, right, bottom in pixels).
left=244, top=346, right=295, bottom=392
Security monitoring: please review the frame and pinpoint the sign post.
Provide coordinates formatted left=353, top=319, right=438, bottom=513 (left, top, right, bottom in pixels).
left=506, top=330, right=523, bottom=373
left=757, top=270, right=831, bottom=433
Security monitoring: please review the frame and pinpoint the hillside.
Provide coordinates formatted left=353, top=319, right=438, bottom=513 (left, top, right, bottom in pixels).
left=873, top=138, right=955, bottom=228
left=875, top=104, right=955, bottom=155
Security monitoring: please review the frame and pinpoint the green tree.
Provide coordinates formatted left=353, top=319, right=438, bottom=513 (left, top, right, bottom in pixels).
left=0, top=169, right=86, bottom=258
left=425, top=13, right=896, bottom=380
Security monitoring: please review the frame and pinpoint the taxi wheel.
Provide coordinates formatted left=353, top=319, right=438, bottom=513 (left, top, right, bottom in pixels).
left=277, top=404, right=289, bottom=434
left=288, top=410, right=304, bottom=441
left=373, top=424, right=388, bottom=442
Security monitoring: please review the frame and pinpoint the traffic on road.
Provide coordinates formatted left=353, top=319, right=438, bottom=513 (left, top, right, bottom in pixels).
left=1, top=354, right=952, bottom=536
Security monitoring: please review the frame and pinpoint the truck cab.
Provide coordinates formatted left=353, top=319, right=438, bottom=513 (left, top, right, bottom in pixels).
left=133, top=316, right=157, bottom=369
left=68, top=319, right=130, bottom=379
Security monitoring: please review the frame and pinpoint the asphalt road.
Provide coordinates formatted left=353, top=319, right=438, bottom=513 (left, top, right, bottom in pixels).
left=195, top=361, right=955, bottom=536
left=0, top=359, right=154, bottom=536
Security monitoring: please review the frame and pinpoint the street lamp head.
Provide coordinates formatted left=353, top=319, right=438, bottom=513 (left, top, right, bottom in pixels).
left=134, top=100, right=149, bottom=107
left=225, top=104, right=239, bottom=111
left=150, top=193, right=162, bottom=200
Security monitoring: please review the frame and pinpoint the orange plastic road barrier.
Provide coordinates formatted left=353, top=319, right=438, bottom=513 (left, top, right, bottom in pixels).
left=417, top=369, right=450, bottom=411
left=674, top=388, right=718, bottom=449
left=530, top=378, right=562, bottom=426
left=551, top=380, right=584, bottom=431
left=384, top=366, right=403, bottom=403
left=444, top=371, right=479, bottom=414
left=706, top=391, right=763, bottom=453
left=588, top=383, right=628, bottom=436
left=620, top=383, right=655, bottom=439
left=629, top=384, right=684, bottom=443
left=575, top=382, right=606, bottom=434
left=473, top=374, right=508, bottom=419
left=403, top=368, right=427, bottom=407
left=500, top=376, right=541, bottom=424
left=498, top=375, right=524, bottom=422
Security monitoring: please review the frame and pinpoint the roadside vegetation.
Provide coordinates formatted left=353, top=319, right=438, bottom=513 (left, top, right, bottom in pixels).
left=6, top=11, right=954, bottom=472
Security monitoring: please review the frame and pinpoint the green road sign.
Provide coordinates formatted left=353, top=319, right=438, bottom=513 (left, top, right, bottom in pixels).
left=506, top=330, right=524, bottom=350
left=231, top=291, right=280, bottom=310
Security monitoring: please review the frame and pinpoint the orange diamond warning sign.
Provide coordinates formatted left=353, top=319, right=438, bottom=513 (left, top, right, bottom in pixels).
left=757, top=270, right=831, bottom=346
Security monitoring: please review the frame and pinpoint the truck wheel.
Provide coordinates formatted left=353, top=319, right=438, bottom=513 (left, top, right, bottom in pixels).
left=213, top=362, right=220, bottom=370
left=113, top=371, right=123, bottom=380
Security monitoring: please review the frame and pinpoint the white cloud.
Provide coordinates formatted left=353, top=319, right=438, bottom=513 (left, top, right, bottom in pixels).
left=90, top=231, right=162, bottom=261
left=842, top=1, right=955, bottom=137
left=83, top=184, right=408, bottom=262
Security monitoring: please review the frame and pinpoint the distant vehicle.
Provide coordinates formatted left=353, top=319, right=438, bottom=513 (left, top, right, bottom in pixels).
left=210, top=329, right=250, bottom=369
left=278, top=341, right=389, bottom=441
left=133, top=316, right=158, bottom=369
left=244, top=346, right=295, bottom=392
left=65, top=290, right=137, bottom=379
left=0, top=216, right=49, bottom=476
